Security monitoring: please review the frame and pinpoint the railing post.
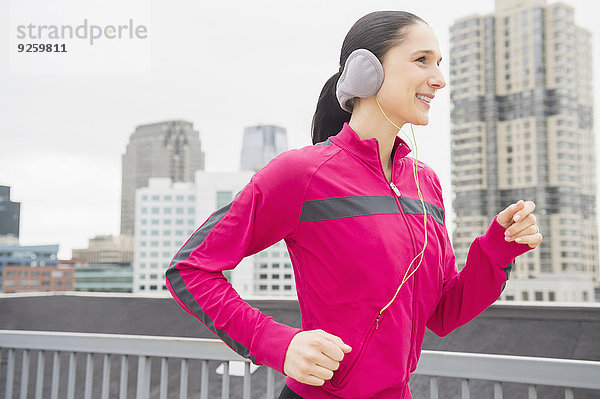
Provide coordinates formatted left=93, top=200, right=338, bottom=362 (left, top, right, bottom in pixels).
left=221, top=361, right=230, bottom=399
left=50, top=351, right=60, bottom=399
left=137, top=355, right=151, bottom=399
left=528, top=384, right=538, bottom=399
left=67, top=352, right=76, bottom=399
left=430, top=376, right=439, bottom=399
left=565, top=387, right=574, bottom=399
left=267, top=367, right=274, bottom=399
left=119, top=355, right=128, bottom=399
left=243, top=361, right=251, bottom=399
left=200, top=359, right=209, bottom=399
left=20, top=349, right=30, bottom=399
left=101, top=354, right=111, bottom=399
left=160, top=357, right=169, bottom=399
left=5, top=348, right=15, bottom=399
left=179, top=358, right=188, bottom=399
left=461, top=378, right=470, bottom=399
left=84, top=353, right=94, bottom=399
left=35, top=350, right=45, bottom=399
left=494, top=381, right=503, bottom=399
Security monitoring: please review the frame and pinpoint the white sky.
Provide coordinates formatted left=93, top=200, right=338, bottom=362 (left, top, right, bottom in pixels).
left=1, top=0, right=599, bottom=259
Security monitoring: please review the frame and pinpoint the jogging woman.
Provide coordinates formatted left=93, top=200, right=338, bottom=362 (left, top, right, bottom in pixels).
left=166, top=10, right=542, bottom=399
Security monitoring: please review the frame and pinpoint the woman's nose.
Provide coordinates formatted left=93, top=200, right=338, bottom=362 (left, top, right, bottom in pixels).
left=429, top=68, right=446, bottom=89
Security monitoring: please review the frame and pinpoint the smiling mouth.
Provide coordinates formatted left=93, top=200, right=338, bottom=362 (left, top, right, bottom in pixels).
left=416, top=94, right=431, bottom=105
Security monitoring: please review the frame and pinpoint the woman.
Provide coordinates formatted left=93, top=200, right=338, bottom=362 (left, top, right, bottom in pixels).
left=166, top=10, right=542, bottom=399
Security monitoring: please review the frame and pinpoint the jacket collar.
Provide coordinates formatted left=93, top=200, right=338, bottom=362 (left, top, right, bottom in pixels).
left=329, top=122, right=412, bottom=171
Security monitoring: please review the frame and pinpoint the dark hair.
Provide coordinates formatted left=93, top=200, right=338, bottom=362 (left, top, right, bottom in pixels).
left=310, top=11, right=427, bottom=144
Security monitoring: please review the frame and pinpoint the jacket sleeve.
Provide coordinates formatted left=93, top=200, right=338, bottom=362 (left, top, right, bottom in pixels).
left=426, top=172, right=531, bottom=337
left=165, top=151, right=304, bottom=375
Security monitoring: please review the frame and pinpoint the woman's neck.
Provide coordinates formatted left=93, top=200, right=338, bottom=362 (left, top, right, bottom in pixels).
left=348, top=105, right=403, bottom=182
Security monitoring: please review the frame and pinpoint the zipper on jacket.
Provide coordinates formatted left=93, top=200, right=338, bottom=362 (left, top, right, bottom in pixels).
left=376, top=140, right=422, bottom=374
left=373, top=142, right=419, bottom=331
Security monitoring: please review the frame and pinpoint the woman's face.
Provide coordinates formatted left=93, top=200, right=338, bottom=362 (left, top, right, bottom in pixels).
left=377, top=22, right=446, bottom=126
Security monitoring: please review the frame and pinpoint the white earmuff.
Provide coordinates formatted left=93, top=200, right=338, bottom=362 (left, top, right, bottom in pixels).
left=335, top=49, right=384, bottom=113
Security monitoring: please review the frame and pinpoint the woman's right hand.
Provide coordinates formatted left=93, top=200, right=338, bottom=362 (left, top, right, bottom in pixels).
left=283, top=329, right=353, bottom=386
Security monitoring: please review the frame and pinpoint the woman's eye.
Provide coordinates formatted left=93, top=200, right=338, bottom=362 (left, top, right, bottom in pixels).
left=416, top=56, right=426, bottom=63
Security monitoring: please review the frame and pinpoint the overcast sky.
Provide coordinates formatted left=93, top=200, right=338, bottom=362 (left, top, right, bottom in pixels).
left=1, top=0, right=599, bottom=259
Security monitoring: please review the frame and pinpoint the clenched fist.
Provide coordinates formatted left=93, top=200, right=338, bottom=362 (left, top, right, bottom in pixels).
left=497, top=200, right=543, bottom=249
left=283, top=329, right=352, bottom=386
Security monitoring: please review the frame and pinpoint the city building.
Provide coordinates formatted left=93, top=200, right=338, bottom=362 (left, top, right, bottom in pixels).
left=0, top=185, right=20, bottom=241
left=120, top=120, right=205, bottom=236
left=449, top=0, right=597, bottom=302
left=2, top=264, right=74, bottom=293
left=240, top=124, right=287, bottom=171
left=0, top=244, right=59, bottom=289
left=74, top=263, right=133, bottom=293
left=72, top=234, right=133, bottom=265
left=133, top=177, right=197, bottom=293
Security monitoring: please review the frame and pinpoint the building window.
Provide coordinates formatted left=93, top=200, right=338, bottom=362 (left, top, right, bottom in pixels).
left=273, top=274, right=280, bottom=279
left=259, top=285, right=267, bottom=291
left=522, top=291, right=529, bottom=301
left=259, top=274, right=268, bottom=280
left=176, top=195, right=184, bottom=201
left=164, top=207, right=172, bottom=214
left=259, top=263, right=268, bottom=269
left=272, top=263, right=280, bottom=269
left=152, top=195, right=160, bottom=201
left=534, top=291, right=543, bottom=301
left=272, top=285, right=280, bottom=290
left=548, top=291, right=556, bottom=301
left=285, top=285, right=292, bottom=290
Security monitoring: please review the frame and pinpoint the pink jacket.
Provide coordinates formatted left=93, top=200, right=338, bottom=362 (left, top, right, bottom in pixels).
left=166, top=122, right=531, bottom=398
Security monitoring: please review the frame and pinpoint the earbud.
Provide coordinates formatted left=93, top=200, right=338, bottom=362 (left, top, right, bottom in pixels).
left=336, top=49, right=384, bottom=112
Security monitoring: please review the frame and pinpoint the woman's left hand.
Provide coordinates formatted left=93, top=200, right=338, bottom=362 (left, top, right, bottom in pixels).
left=496, top=200, right=543, bottom=249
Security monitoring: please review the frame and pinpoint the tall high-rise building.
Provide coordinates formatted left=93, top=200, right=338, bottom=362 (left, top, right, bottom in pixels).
left=120, top=120, right=205, bottom=235
left=240, top=125, right=287, bottom=171
left=0, top=185, right=20, bottom=241
left=450, top=0, right=597, bottom=301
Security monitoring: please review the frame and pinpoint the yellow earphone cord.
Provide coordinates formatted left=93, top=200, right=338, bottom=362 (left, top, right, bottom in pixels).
left=375, top=94, right=428, bottom=318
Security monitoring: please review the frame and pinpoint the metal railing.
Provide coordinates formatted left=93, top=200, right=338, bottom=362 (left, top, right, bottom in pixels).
left=1, top=329, right=599, bottom=399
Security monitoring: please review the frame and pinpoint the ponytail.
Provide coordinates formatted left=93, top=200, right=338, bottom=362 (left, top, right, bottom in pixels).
left=310, top=71, right=351, bottom=145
